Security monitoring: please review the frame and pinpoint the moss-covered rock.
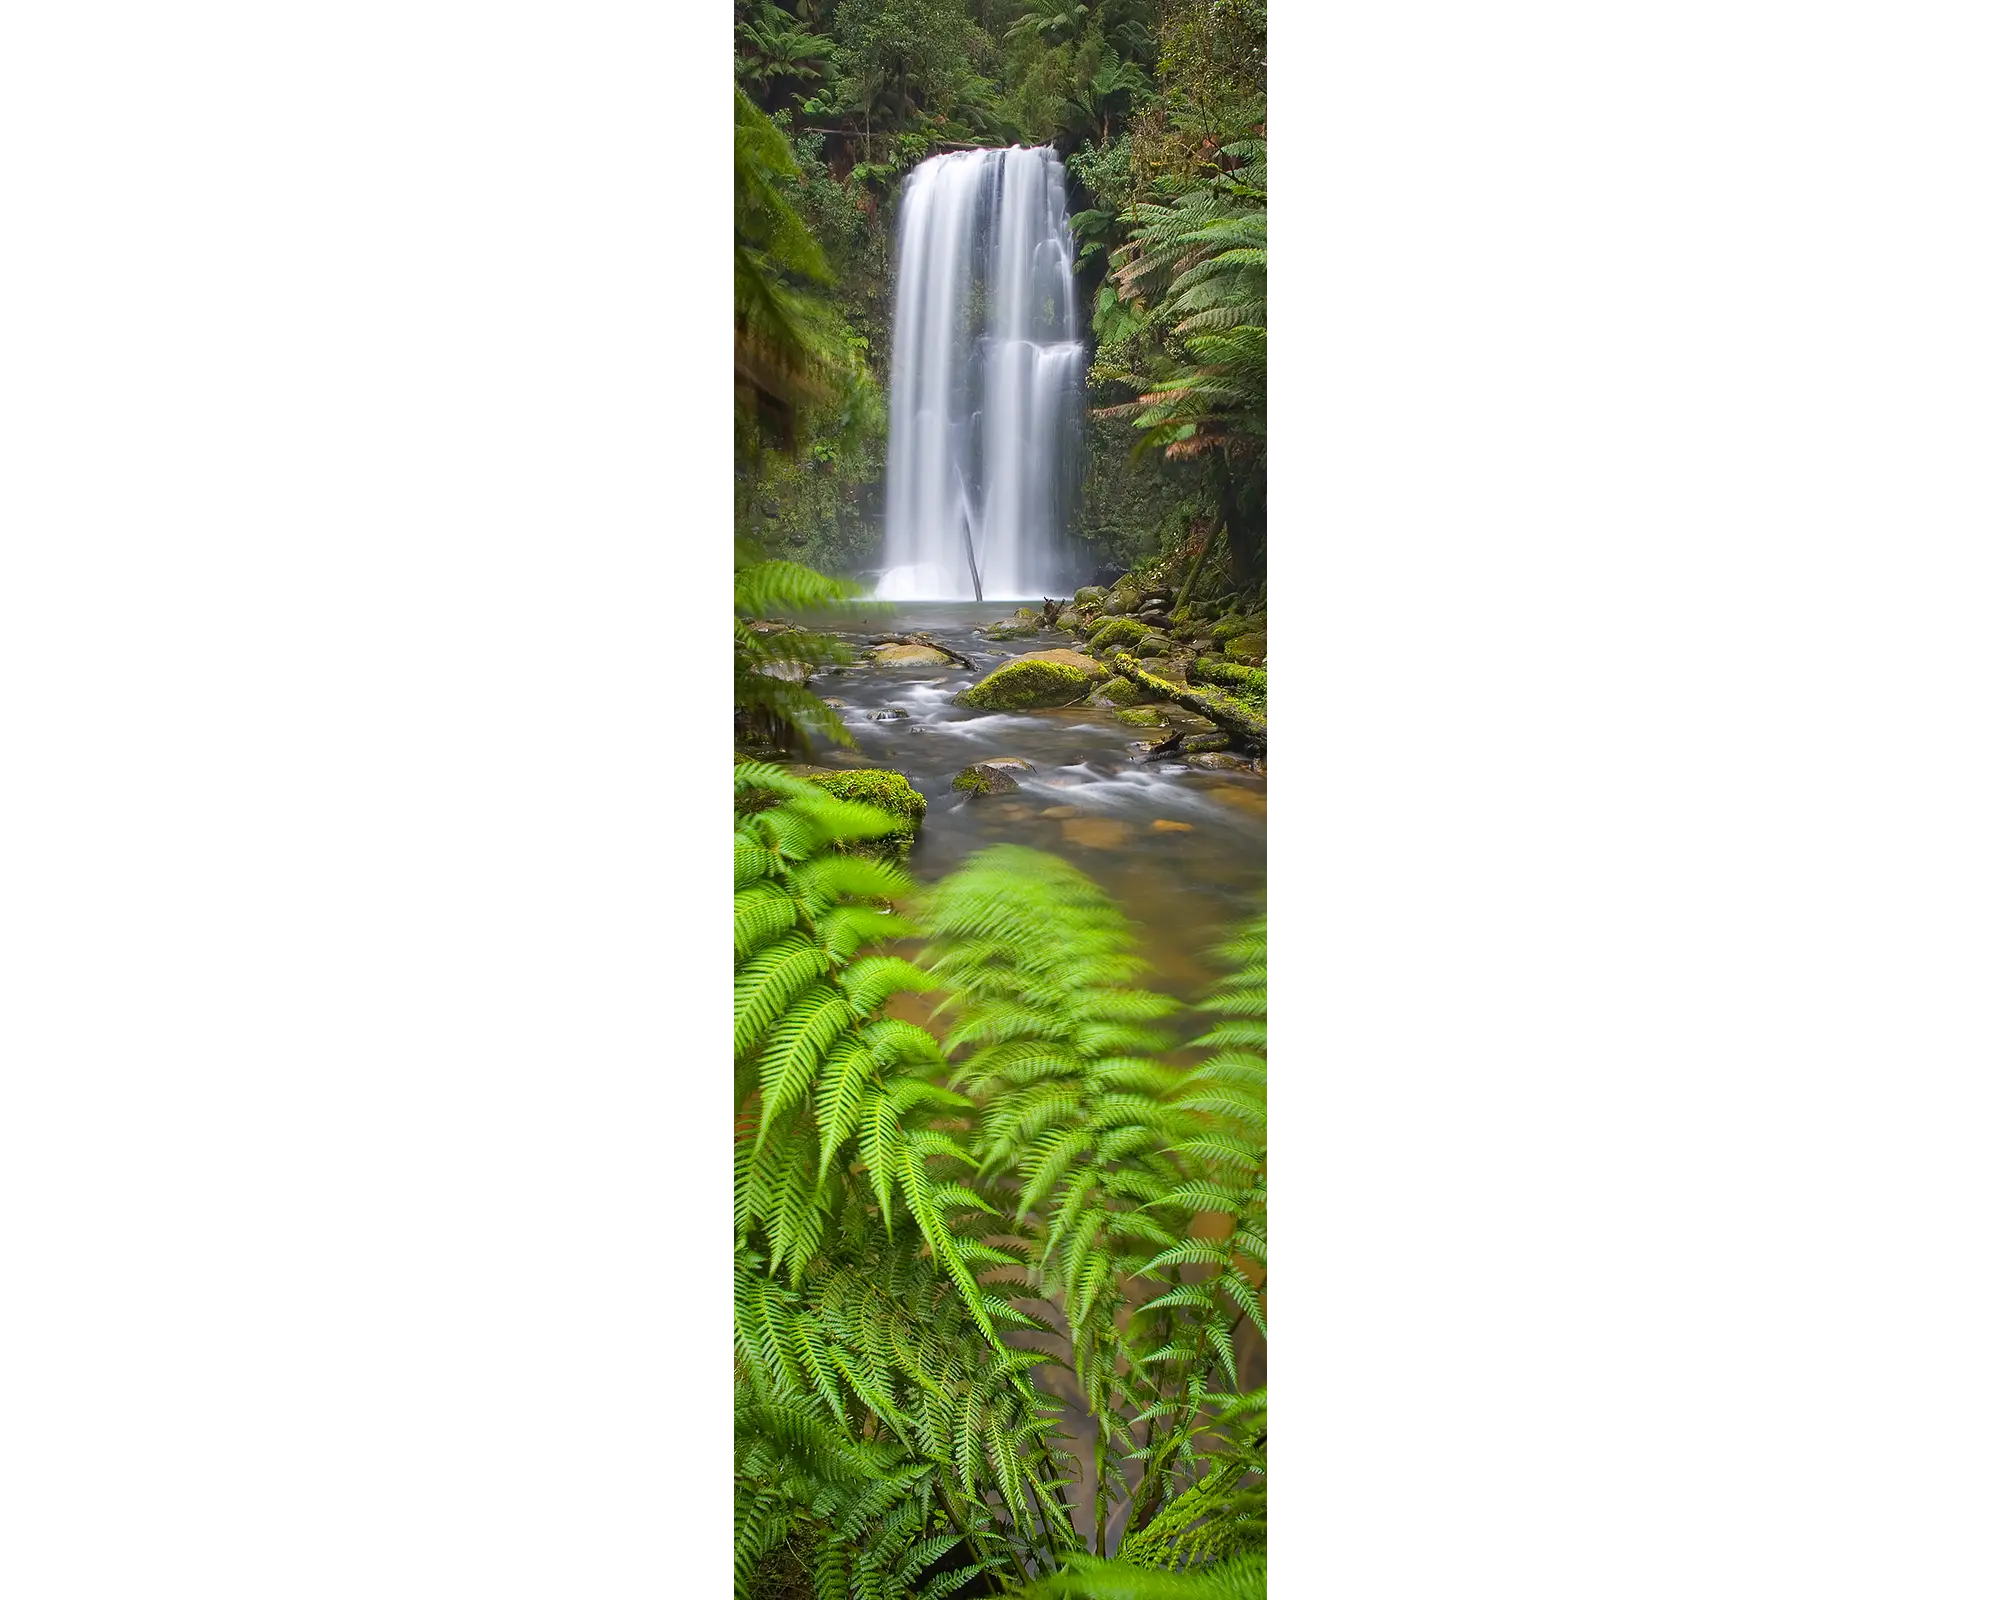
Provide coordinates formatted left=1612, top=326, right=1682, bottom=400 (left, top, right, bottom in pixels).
left=1135, top=633, right=1173, bottom=658
left=1055, top=607, right=1085, bottom=630
left=1015, top=647, right=1105, bottom=677
left=1210, top=615, right=1267, bottom=647
left=801, top=768, right=927, bottom=852
left=873, top=643, right=952, bottom=664
left=952, top=763, right=1019, bottom=795
left=1091, top=675, right=1156, bottom=708
left=1222, top=632, right=1267, bottom=664
left=1102, top=572, right=1149, bottom=615
left=983, top=620, right=1041, bottom=641
left=1115, top=707, right=1166, bottom=726
left=955, top=657, right=1093, bottom=710
left=1189, top=658, right=1267, bottom=710
left=1086, top=616, right=1149, bottom=652
left=1073, top=585, right=1107, bottom=609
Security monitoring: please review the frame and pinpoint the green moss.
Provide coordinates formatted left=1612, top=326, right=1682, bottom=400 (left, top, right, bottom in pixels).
left=1222, top=631, right=1267, bottom=664
left=1135, top=633, right=1173, bottom=658
left=955, top=659, right=1091, bottom=711
left=804, top=768, right=926, bottom=853
left=952, top=763, right=1019, bottom=794
left=1189, top=657, right=1267, bottom=711
left=1211, top=614, right=1267, bottom=647
left=1086, top=616, right=1148, bottom=652
left=1114, top=707, right=1165, bottom=726
left=1094, top=675, right=1153, bottom=707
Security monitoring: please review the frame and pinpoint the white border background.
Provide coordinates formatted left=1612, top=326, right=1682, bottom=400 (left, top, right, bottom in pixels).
left=4, top=2, right=1996, bottom=1594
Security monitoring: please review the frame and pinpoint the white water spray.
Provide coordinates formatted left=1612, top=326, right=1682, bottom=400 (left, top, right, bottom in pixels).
left=876, top=148, right=1084, bottom=601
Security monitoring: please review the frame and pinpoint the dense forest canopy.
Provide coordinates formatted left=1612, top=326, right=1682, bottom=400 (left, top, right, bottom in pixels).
left=734, top=0, right=1267, bottom=587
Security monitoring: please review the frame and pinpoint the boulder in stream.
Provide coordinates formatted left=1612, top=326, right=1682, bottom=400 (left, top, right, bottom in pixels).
left=953, top=763, right=1020, bottom=795
left=955, top=652, right=1100, bottom=710
left=872, top=643, right=953, bottom=665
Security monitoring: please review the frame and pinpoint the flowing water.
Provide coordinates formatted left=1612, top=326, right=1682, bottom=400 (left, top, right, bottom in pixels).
left=821, top=604, right=1267, bottom=1000
left=876, top=150, right=1086, bottom=602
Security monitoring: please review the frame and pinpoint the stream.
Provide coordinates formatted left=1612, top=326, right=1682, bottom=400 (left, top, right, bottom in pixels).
left=815, top=602, right=1267, bottom=1001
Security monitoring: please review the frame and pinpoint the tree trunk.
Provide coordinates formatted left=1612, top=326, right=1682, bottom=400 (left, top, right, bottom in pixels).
left=1174, top=520, right=1219, bottom=612
left=1110, top=653, right=1266, bottom=750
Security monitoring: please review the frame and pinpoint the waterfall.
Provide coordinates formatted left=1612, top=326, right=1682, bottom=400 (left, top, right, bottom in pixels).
left=875, top=147, right=1085, bottom=602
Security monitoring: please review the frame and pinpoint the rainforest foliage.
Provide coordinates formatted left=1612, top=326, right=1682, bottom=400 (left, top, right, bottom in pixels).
left=734, top=0, right=1267, bottom=586
left=735, top=767, right=1267, bottom=1597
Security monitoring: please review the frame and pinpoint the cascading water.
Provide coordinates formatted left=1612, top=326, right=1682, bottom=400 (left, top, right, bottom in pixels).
left=875, top=147, right=1085, bottom=601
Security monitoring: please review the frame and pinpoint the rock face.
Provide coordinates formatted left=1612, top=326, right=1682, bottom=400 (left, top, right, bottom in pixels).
left=873, top=643, right=953, bottom=665
left=953, top=763, right=1019, bottom=795
left=955, top=655, right=1096, bottom=710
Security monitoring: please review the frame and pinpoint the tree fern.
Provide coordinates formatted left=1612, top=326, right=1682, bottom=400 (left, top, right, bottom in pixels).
left=735, top=545, right=886, bottom=757
left=736, top=775, right=1080, bottom=1598
left=918, top=855, right=1267, bottom=1568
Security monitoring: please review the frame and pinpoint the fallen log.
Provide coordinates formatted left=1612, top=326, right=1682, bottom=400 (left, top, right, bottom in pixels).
left=867, top=632, right=979, bottom=670
left=1110, top=652, right=1267, bottom=751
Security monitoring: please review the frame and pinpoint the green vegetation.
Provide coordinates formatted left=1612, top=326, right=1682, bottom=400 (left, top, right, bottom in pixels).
left=735, top=0, right=1266, bottom=590
left=736, top=769, right=1268, bottom=1597
left=1085, top=615, right=1149, bottom=651
left=733, top=12, right=1270, bottom=1591
left=735, top=543, right=896, bottom=757
left=1186, top=658, right=1265, bottom=713
left=806, top=768, right=928, bottom=851
left=957, top=658, right=1094, bottom=711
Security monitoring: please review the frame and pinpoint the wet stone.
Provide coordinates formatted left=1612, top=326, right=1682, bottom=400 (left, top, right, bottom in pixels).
left=953, top=763, right=1020, bottom=795
left=1061, top=817, right=1132, bottom=850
